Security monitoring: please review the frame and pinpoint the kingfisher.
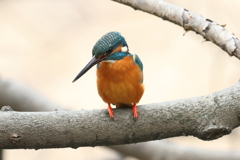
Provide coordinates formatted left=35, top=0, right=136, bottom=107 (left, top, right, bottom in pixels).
left=72, top=32, right=144, bottom=118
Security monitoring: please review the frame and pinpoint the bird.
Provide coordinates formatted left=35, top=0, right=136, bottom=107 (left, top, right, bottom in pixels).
left=72, top=31, right=144, bottom=119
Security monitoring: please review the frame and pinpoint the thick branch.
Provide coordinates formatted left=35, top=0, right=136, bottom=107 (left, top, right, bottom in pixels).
left=0, top=77, right=66, bottom=111
left=1, top=81, right=240, bottom=149
left=1, top=79, right=240, bottom=160
left=113, top=0, right=240, bottom=60
left=110, top=140, right=240, bottom=160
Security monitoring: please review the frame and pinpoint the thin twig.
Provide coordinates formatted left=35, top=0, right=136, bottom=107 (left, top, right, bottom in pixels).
left=112, top=0, right=240, bottom=59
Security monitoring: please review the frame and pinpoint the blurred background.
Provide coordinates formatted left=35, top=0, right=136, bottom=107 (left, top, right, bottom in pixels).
left=0, top=0, right=240, bottom=159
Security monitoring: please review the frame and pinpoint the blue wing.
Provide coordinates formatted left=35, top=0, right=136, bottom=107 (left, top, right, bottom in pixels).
left=133, top=54, right=143, bottom=83
left=133, top=54, right=143, bottom=71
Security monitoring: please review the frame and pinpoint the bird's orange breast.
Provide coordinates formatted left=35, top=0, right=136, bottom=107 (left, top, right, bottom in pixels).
left=96, top=55, right=144, bottom=106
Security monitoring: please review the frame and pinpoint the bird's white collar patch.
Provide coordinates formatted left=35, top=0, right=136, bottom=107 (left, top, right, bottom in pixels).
left=121, top=46, right=128, bottom=52
left=102, top=60, right=116, bottom=63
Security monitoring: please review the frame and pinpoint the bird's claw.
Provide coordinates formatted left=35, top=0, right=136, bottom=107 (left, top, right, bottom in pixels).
left=107, top=103, right=114, bottom=119
left=131, top=104, right=138, bottom=119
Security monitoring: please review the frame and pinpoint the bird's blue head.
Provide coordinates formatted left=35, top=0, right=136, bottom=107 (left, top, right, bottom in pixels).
left=72, top=31, right=129, bottom=82
left=92, top=31, right=128, bottom=58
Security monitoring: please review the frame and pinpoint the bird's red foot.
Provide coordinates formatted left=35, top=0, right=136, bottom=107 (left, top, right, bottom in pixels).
left=107, top=103, right=114, bottom=118
left=131, top=103, right=138, bottom=118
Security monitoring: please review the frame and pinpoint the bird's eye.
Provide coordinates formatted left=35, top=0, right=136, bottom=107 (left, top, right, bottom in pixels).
left=106, top=47, right=113, bottom=54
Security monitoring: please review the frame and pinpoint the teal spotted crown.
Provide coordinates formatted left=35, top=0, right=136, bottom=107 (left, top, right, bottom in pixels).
left=92, top=32, right=128, bottom=57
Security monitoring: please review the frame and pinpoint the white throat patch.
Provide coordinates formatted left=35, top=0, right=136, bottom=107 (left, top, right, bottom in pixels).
left=102, top=60, right=116, bottom=63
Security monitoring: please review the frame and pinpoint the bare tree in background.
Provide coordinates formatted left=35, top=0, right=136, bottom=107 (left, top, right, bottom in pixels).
left=0, top=0, right=240, bottom=160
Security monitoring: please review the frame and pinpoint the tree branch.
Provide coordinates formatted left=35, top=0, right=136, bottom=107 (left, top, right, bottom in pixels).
left=110, top=140, right=240, bottom=160
left=112, top=0, right=240, bottom=60
left=1, top=78, right=240, bottom=159
left=1, top=81, right=240, bottom=149
left=0, top=77, right=66, bottom=111
left=0, top=150, right=2, bottom=160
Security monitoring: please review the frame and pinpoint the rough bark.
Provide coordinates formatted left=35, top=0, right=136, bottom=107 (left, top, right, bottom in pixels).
left=1, top=78, right=240, bottom=159
left=0, top=77, right=66, bottom=111
left=0, top=81, right=240, bottom=149
left=110, top=140, right=240, bottom=160
left=113, top=0, right=240, bottom=60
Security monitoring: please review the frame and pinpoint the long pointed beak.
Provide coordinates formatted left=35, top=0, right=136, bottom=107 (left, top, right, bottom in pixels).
left=72, top=55, right=107, bottom=83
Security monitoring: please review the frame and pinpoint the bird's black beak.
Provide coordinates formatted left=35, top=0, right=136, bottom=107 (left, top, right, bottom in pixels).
left=72, top=55, right=108, bottom=83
